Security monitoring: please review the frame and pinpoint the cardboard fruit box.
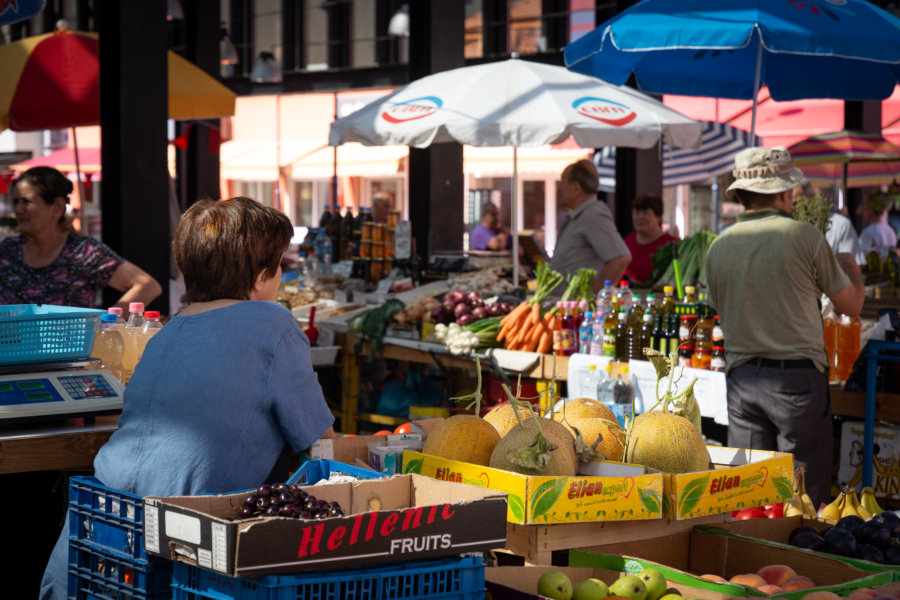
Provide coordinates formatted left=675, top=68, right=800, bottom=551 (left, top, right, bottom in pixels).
left=142, top=473, right=507, bottom=577
left=664, top=446, right=795, bottom=519
left=402, top=449, right=665, bottom=525
left=697, top=518, right=900, bottom=580
left=485, top=563, right=752, bottom=600
left=568, top=526, right=892, bottom=600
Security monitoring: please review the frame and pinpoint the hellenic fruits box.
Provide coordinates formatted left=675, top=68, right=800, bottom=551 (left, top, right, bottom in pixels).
left=569, top=527, right=892, bottom=600
left=142, top=473, right=506, bottom=577
left=402, top=450, right=664, bottom=525
left=664, top=447, right=794, bottom=519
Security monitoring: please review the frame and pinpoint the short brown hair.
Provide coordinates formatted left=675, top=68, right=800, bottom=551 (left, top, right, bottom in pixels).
left=733, top=188, right=779, bottom=210
left=632, top=194, right=663, bottom=217
left=173, top=197, right=293, bottom=303
left=563, top=159, right=599, bottom=195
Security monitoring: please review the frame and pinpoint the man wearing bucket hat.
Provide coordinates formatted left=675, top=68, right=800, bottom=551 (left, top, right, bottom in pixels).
left=705, top=147, right=864, bottom=505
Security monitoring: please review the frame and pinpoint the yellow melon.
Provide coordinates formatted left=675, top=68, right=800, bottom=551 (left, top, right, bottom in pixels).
left=624, top=411, right=710, bottom=474
left=489, top=417, right=577, bottom=476
left=484, top=403, right=534, bottom=437
left=553, top=397, right=617, bottom=425
left=422, top=414, right=500, bottom=466
left=565, top=417, right=626, bottom=462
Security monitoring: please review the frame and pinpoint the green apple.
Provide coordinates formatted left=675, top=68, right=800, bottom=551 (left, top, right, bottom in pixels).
left=538, top=570, right=574, bottom=600
left=639, top=568, right=667, bottom=600
left=573, top=578, right=610, bottom=600
left=609, top=575, right=647, bottom=600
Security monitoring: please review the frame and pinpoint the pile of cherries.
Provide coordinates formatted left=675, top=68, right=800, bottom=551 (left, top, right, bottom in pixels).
left=234, top=482, right=345, bottom=520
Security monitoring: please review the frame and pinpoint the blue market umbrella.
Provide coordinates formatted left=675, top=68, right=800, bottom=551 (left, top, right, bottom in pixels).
left=564, top=0, right=900, bottom=144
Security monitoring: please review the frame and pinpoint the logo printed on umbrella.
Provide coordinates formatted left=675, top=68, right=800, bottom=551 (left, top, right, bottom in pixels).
left=381, top=96, right=442, bottom=124
left=572, top=97, right=637, bottom=127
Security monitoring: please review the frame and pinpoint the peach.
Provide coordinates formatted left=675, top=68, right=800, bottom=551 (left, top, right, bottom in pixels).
left=700, top=574, right=728, bottom=583
left=758, top=565, right=799, bottom=587
left=782, top=576, right=816, bottom=591
left=758, top=585, right=786, bottom=596
left=730, top=574, right=768, bottom=589
left=798, top=592, right=841, bottom=600
left=846, top=590, right=880, bottom=600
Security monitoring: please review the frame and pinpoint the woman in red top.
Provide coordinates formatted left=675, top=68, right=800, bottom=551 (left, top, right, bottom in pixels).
left=624, top=194, right=678, bottom=284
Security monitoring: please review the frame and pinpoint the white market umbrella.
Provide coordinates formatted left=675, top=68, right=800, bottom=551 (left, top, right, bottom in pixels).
left=329, top=56, right=703, bottom=286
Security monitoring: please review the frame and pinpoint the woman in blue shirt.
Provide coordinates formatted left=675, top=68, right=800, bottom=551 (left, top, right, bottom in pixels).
left=41, top=197, right=334, bottom=599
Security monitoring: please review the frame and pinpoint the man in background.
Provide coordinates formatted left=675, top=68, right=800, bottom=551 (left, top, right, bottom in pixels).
left=372, top=191, right=393, bottom=224
left=706, top=147, right=864, bottom=505
left=550, top=158, right=630, bottom=292
left=470, top=203, right=511, bottom=251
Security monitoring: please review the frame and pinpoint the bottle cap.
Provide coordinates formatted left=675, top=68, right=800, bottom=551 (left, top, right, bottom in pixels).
left=679, top=344, right=693, bottom=350
left=646, top=294, right=656, bottom=300
left=680, top=314, right=695, bottom=320
left=129, top=302, right=144, bottom=312
left=145, top=311, right=161, bottom=319
left=588, top=364, right=597, bottom=371
left=101, top=314, right=118, bottom=323
left=578, top=300, right=588, bottom=308
left=620, top=280, right=630, bottom=288
left=632, top=294, right=641, bottom=301
left=107, top=307, right=123, bottom=315
left=620, top=365, right=629, bottom=373
left=604, top=280, right=613, bottom=286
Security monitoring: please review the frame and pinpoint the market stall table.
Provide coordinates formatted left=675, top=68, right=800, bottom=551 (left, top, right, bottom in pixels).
left=0, top=416, right=117, bottom=474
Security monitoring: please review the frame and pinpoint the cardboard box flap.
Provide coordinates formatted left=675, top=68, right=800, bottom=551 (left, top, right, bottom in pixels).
left=349, top=475, right=411, bottom=513
left=412, top=473, right=507, bottom=505
left=707, top=447, right=784, bottom=466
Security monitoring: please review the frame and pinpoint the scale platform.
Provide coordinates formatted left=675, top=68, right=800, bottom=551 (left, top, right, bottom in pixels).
left=0, top=359, right=125, bottom=423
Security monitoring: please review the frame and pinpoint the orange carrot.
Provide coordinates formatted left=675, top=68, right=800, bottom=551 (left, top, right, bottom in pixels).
left=537, top=330, right=552, bottom=354
left=501, top=302, right=529, bottom=327
left=530, top=302, right=541, bottom=326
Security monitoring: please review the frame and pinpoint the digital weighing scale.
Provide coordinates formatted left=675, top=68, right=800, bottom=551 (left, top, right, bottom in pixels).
left=0, top=359, right=125, bottom=423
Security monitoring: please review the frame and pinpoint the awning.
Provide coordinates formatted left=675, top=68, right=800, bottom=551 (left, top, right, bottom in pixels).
left=463, top=144, right=592, bottom=177
left=11, top=147, right=102, bottom=172
left=291, top=143, right=408, bottom=179
left=220, top=140, right=325, bottom=181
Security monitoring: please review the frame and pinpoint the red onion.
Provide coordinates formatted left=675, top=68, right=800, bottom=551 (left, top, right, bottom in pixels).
left=454, top=303, right=471, bottom=318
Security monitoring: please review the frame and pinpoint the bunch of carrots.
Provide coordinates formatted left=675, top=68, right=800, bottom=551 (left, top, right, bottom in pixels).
left=497, top=265, right=597, bottom=354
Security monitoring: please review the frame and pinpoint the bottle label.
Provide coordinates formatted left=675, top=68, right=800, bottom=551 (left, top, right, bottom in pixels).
left=679, top=324, right=692, bottom=344
left=602, top=329, right=616, bottom=357
left=552, top=330, right=576, bottom=352
left=711, top=356, right=726, bottom=372
left=589, top=341, right=603, bottom=356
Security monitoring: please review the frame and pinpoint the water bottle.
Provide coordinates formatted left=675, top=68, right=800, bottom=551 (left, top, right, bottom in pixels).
left=582, top=364, right=600, bottom=400
left=136, top=311, right=163, bottom=365
left=92, top=314, right=125, bottom=382
left=313, top=228, right=333, bottom=275
left=121, top=302, right=145, bottom=379
left=612, top=366, right=637, bottom=426
left=296, top=252, right=308, bottom=285
left=578, top=310, right=594, bottom=354
left=615, top=280, right=633, bottom=312
left=596, top=364, right=614, bottom=405
left=596, top=279, right=615, bottom=314
left=107, top=306, right=126, bottom=335
left=589, top=313, right=604, bottom=356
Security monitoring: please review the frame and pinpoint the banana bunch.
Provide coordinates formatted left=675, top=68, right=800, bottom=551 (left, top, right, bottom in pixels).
left=784, top=466, right=818, bottom=518
left=861, top=486, right=886, bottom=516
left=820, top=484, right=873, bottom=521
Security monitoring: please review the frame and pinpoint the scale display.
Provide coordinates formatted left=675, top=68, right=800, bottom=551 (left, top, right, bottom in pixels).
left=0, top=369, right=125, bottom=422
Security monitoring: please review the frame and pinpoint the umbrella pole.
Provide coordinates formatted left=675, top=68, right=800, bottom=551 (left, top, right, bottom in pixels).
left=749, top=41, right=762, bottom=146
left=71, top=127, right=86, bottom=220
left=512, top=147, right=520, bottom=288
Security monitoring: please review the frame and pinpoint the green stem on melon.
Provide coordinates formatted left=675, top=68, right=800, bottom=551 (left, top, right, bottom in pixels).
left=501, top=382, right=556, bottom=471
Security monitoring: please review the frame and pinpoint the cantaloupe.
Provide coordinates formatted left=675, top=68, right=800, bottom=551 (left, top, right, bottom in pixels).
left=489, top=417, right=578, bottom=476
left=484, top=403, right=534, bottom=437
left=552, top=397, right=617, bottom=426
left=565, top=417, right=626, bottom=462
left=423, top=414, right=500, bottom=466
left=624, top=411, right=709, bottom=474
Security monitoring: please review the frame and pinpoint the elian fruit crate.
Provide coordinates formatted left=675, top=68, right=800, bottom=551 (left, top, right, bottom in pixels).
left=170, top=555, right=485, bottom=600
left=67, top=476, right=173, bottom=600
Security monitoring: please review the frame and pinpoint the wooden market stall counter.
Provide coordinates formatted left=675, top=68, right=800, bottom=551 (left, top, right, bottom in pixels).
left=0, top=415, right=118, bottom=475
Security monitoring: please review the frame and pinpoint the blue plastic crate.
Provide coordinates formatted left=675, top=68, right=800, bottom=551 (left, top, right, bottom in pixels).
left=286, top=459, right=388, bottom=485
left=69, top=476, right=157, bottom=561
left=171, top=555, right=485, bottom=600
left=0, top=304, right=104, bottom=365
left=68, top=539, right=172, bottom=600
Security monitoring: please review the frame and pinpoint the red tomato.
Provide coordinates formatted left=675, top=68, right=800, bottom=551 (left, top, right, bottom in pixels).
left=373, top=430, right=394, bottom=435
left=394, top=423, right=413, bottom=434
left=763, top=503, right=784, bottom=518
left=734, top=507, right=768, bottom=520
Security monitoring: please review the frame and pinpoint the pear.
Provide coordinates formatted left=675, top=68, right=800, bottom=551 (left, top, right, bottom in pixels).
left=538, top=570, right=574, bottom=600
left=573, top=578, right=610, bottom=600
left=639, top=568, right=668, bottom=600
left=609, top=575, right=648, bottom=600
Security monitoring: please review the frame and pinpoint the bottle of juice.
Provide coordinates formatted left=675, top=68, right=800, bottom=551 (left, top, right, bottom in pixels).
left=824, top=311, right=838, bottom=383
left=562, top=301, right=578, bottom=356
left=107, top=307, right=126, bottom=334
left=835, top=314, right=862, bottom=382
left=552, top=302, right=569, bottom=356
left=135, top=311, right=163, bottom=365
left=92, top=314, right=125, bottom=382
left=121, top=302, right=145, bottom=378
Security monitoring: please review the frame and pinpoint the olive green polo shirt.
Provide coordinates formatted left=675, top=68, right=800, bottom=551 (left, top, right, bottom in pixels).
left=705, top=208, right=851, bottom=373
